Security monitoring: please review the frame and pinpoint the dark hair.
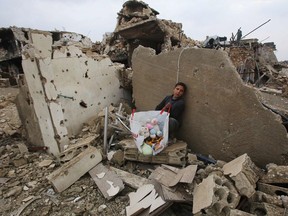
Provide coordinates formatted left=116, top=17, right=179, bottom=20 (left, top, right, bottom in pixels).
left=175, top=82, right=187, bottom=93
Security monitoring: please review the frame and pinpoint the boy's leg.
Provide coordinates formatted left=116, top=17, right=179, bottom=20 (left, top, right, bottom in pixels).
left=169, top=118, right=179, bottom=140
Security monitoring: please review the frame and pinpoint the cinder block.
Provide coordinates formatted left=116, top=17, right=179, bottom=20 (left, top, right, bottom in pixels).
left=120, top=138, right=187, bottom=166
left=193, top=174, right=240, bottom=215
left=47, top=146, right=102, bottom=192
left=257, top=182, right=288, bottom=197
left=250, top=202, right=285, bottom=215
left=251, top=191, right=283, bottom=207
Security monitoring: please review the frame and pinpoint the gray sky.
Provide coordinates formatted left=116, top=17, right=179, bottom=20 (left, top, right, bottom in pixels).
left=0, top=0, right=287, bottom=61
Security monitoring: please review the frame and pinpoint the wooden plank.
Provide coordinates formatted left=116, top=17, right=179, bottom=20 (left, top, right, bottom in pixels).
left=89, top=163, right=124, bottom=200
left=46, top=146, right=102, bottom=193
left=110, top=167, right=150, bottom=189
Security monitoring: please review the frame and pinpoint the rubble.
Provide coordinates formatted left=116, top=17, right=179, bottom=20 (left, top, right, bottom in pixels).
left=1, top=0, right=288, bottom=215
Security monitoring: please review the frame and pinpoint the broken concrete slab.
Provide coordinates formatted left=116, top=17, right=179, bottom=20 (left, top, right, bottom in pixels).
left=89, top=163, right=124, bottom=200
left=148, top=165, right=178, bottom=188
left=46, top=146, right=102, bottom=193
left=59, top=135, right=98, bottom=162
left=148, top=164, right=197, bottom=188
left=131, top=46, right=288, bottom=167
left=110, top=166, right=150, bottom=189
left=223, top=153, right=261, bottom=198
left=16, top=30, right=128, bottom=156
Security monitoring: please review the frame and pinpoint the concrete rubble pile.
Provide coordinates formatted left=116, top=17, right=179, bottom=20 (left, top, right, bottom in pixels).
left=1, top=0, right=288, bottom=215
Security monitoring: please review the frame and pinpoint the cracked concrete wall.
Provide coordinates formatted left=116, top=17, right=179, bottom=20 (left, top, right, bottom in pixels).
left=17, top=31, right=125, bottom=156
left=131, top=46, right=288, bottom=167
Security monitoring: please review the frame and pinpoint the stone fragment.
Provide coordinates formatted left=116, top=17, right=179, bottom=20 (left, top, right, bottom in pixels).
left=223, top=154, right=261, bottom=198
left=89, top=163, right=124, bottom=200
left=4, top=185, right=22, bottom=198
left=38, top=159, right=53, bottom=167
left=17, top=143, right=29, bottom=154
left=260, top=163, right=288, bottom=183
left=108, top=149, right=124, bottom=166
left=13, top=157, right=27, bottom=167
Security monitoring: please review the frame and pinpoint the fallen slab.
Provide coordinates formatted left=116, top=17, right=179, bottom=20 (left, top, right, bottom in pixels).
left=148, top=164, right=197, bottom=188
left=110, top=166, right=150, bottom=189
left=46, top=146, right=102, bottom=193
left=89, top=163, right=124, bottom=200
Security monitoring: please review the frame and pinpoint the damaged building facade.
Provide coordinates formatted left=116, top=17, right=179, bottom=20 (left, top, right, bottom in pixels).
left=1, top=28, right=130, bottom=156
left=1, top=0, right=288, bottom=215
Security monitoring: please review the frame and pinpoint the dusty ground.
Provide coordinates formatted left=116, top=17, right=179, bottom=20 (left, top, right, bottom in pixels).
left=0, top=87, right=190, bottom=216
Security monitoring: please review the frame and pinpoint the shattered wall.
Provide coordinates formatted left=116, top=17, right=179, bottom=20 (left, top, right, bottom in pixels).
left=131, top=46, right=288, bottom=167
left=16, top=31, right=126, bottom=156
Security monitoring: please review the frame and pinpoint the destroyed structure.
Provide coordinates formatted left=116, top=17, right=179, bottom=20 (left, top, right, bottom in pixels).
left=1, top=0, right=288, bottom=215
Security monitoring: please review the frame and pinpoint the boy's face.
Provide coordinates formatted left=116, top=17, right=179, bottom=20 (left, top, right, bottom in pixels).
left=173, top=85, right=185, bottom=99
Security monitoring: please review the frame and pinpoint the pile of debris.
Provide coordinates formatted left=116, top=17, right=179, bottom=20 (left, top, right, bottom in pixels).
left=1, top=102, right=288, bottom=215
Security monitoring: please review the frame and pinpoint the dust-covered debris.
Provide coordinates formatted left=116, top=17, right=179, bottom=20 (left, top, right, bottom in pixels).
left=1, top=0, right=288, bottom=215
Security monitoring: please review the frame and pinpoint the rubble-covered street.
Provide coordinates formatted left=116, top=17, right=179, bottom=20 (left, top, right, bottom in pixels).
left=1, top=1, right=288, bottom=215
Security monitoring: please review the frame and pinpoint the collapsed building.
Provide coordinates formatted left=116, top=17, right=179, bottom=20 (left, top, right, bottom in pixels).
left=1, top=0, right=288, bottom=215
